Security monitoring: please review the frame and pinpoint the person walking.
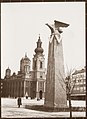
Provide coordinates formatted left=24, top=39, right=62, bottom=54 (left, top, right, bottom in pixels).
left=17, top=97, right=22, bottom=108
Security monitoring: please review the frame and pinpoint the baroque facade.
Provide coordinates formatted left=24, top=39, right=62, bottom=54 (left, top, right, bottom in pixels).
left=1, top=36, right=46, bottom=99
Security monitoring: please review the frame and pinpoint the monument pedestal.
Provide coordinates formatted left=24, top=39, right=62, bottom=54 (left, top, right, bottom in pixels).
left=44, top=37, right=67, bottom=108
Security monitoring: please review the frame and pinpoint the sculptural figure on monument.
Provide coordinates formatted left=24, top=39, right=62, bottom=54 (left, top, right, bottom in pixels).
left=46, top=20, right=69, bottom=43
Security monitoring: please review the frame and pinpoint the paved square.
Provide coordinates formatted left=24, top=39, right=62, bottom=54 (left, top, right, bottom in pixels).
left=1, top=98, right=86, bottom=118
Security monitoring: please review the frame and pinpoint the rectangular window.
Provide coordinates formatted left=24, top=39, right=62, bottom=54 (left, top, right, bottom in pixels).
left=40, top=82, right=43, bottom=88
left=40, top=72, right=43, bottom=78
left=76, top=82, right=79, bottom=85
left=84, top=86, right=86, bottom=91
left=77, top=87, right=79, bottom=90
left=1, top=86, right=3, bottom=89
left=35, top=61, right=36, bottom=68
left=78, top=79, right=81, bottom=82
left=80, top=87, right=83, bottom=92
left=73, top=87, right=76, bottom=90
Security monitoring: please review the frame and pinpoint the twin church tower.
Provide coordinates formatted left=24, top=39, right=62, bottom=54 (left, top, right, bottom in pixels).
left=3, top=36, right=46, bottom=99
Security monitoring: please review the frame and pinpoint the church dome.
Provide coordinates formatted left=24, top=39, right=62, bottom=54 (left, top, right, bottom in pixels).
left=35, top=47, right=44, bottom=54
left=20, top=54, right=30, bottom=62
left=6, top=67, right=11, bottom=72
left=5, top=67, right=11, bottom=78
left=24, top=54, right=30, bottom=61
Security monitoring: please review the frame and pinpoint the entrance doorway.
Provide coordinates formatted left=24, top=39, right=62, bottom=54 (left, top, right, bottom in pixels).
left=39, top=90, right=42, bottom=99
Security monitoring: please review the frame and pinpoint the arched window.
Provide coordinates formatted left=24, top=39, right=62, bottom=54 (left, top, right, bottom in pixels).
left=34, top=60, right=36, bottom=68
left=40, top=61, right=42, bottom=68
left=40, top=75, right=42, bottom=78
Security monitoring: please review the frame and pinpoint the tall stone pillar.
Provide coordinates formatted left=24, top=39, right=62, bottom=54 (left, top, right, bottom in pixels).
left=36, top=81, right=39, bottom=99
left=24, top=81, right=26, bottom=97
left=44, top=20, right=69, bottom=108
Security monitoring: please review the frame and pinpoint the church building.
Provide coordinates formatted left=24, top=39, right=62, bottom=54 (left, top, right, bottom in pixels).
left=1, top=36, right=46, bottom=99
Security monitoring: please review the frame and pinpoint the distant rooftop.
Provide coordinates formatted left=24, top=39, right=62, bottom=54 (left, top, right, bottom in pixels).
left=72, top=66, right=86, bottom=75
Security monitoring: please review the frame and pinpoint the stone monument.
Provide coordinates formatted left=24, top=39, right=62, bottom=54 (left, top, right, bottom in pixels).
left=44, top=20, right=69, bottom=108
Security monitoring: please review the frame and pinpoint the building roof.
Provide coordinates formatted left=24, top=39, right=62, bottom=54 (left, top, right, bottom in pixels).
left=72, top=67, right=86, bottom=75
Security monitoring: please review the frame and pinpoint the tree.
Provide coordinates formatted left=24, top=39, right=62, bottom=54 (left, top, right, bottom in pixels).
left=56, top=68, right=76, bottom=119
left=65, top=68, right=76, bottom=119
left=66, top=76, right=76, bottom=119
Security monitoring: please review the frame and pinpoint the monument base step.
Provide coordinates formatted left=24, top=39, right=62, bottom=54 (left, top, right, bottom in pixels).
left=25, top=105, right=85, bottom=112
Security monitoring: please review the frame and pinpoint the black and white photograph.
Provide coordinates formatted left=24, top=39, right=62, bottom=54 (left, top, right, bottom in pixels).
left=1, top=2, right=86, bottom=118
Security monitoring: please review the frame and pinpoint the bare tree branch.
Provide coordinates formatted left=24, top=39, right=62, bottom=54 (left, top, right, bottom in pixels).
left=56, top=67, right=76, bottom=97
left=71, top=78, right=77, bottom=94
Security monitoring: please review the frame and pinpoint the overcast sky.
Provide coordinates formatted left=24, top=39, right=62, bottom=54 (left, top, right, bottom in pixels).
left=1, top=2, right=85, bottom=78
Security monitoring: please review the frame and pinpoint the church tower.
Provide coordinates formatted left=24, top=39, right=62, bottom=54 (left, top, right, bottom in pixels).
left=32, top=35, right=46, bottom=99
left=20, top=53, right=31, bottom=76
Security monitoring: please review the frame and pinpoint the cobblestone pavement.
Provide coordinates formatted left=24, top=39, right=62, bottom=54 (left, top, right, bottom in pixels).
left=1, top=98, right=86, bottom=118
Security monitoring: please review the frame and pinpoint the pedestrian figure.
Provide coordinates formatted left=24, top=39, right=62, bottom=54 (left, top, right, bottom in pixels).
left=17, top=97, right=22, bottom=108
left=25, top=92, right=28, bottom=99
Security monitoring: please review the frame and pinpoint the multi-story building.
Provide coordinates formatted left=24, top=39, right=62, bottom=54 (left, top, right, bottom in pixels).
left=1, top=36, right=46, bottom=99
left=71, top=66, right=86, bottom=100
